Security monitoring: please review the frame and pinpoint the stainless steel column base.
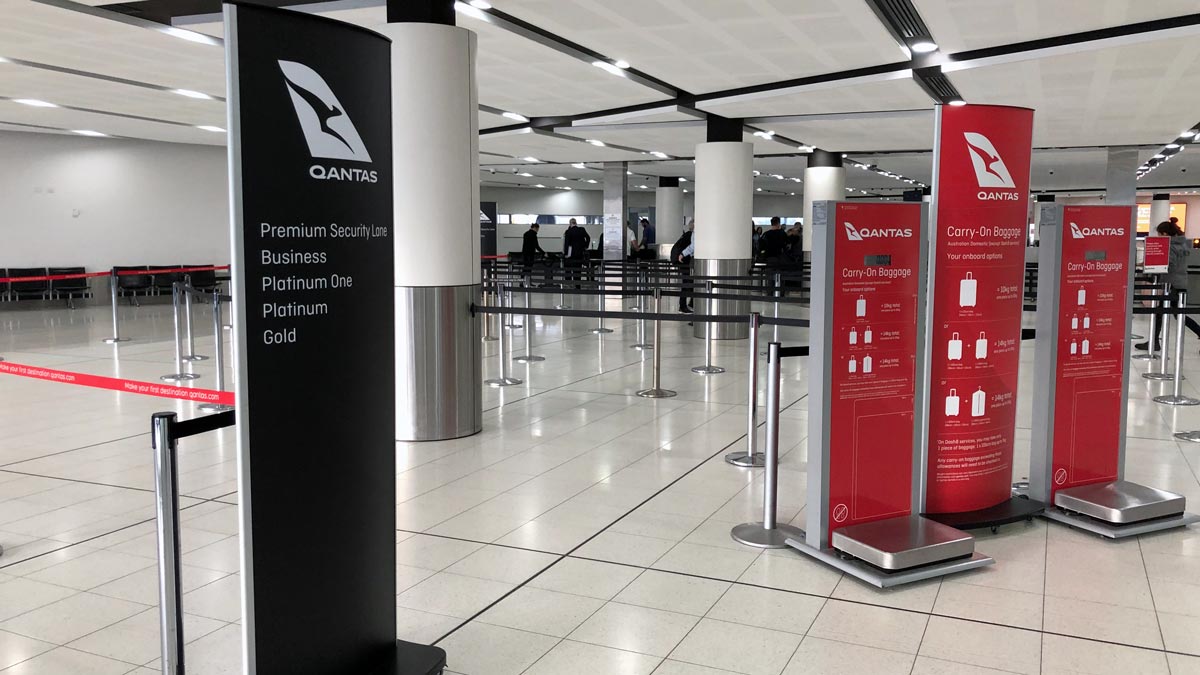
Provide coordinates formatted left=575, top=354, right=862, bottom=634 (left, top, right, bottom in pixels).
left=182, top=354, right=209, bottom=362
left=1155, top=394, right=1200, bottom=406
left=725, top=451, right=765, bottom=467
left=691, top=365, right=725, bottom=375
left=486, top=377, right=523, bottom=387
left=513, top=355, right=545, bottom=363
left=636, top=387, right=676, bottom=398
left=198, top=403, right=235, bottom=413
left=731, top=522, right=803, bottom=548
left=1176, top=430, right=1200, bottom=442
left=693, top=259, right=751, bottom=339
left=102, top=337, right=131, bottom=344
left=160, top=373, right=200, bottom=382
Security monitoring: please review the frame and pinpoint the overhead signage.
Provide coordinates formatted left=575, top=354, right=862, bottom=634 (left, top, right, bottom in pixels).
left=480, top=201, right=498, bottom=257
left=822, top=202, right=925, bottom=543
left=225, top=4, right=424, bottom=673
left=923, top=104, right=1034, bottom=515
left=1030, top=206, right=1134, bottom=502
left=1144, top=236, right=1170, bottom=274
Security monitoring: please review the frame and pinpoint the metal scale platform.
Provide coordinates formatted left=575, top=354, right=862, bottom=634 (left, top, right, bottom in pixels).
left=1045, top=480, right=1200, bottom=538
left=786, top=515, right=992, bottom=588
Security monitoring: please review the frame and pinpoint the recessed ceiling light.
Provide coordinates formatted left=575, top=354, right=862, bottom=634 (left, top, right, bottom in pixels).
left=560, top=186, right=572, bottom=190
left=753, top=170, right=761, bottom=176
left=196, top=125, right=225, bottom=132
left=614, top=60, right=630, bottom=69
left=453, top=2, right=488, bottom=19
left=683, top=188, right=689, bottom=193
left=771, top=174, right=783, bottom=180
left=753, top=130, right=775, bottom=139
left=522, top=156, right=540, bottom=162
left=1154, top=154, right=1165, bottom=159
left=586, top=139, right=606, bottom=146
left=162, top=26, right=218, bottom=45
left=555, top=176, right=567, bottom=180
left=1166, top=143, right=1181, bottom=149
left=172, top=89, right=212, bottom=100
left=534, top=184, right=546, bottom=188
left=626, top=170, right=633, bottom=175
left=72, top=130, right=107, bottom=137
left=948, top=98, right=967, bottom=106
left=518, top=172, right=533, bottom=177
left=679, top=178, right=687, bottom=182
left=12, top=98, right=56, bottom=107
left=592, top=61, right=626, bottom=77
left=586, top=179, right=597, bottom=184
left=572, top=162, right=586, bottom=169
left=756, top=187, right=762, bottom=192
left=1182, top=130, right=1197, bottom=138
left=468, top=0, right=491, bottom=8
left=650, top=151, right=669, bottom=159
left=501, top=111, right=528, bottom=122
left=797, top=145, right=814, bottom=152
left=638, top=184, right=648, bottom=189
left=910, top=40, right=938, bottom=53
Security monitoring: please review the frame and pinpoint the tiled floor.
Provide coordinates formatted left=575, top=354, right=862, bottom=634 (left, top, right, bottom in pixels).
left=3, top=293, right=1200, bottom=674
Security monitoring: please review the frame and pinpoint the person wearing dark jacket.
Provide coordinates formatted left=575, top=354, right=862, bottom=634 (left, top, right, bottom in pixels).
left=1137, top=221, right=1200, bottom=350
left=522, top=224, right=544, bottom=281
left=760, top=217, right=789, bottom=260
left=671, top=221, right=695, bottom=313
left=563, top=220, right=591, bottom=288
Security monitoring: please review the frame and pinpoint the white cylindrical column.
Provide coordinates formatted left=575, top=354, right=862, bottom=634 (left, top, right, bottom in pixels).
left=655, top=184, right=684, bottom=248
left=694, top=142, right=753, bottom=339
left=380, top=22, right=482, bottom=441
left=802, top=150, right=846, bottom=252
left=1150, top=193, right=1171, bottom=229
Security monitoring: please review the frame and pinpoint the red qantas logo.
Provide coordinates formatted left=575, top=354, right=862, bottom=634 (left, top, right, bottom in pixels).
left=844, top=222, right=912, bottom=240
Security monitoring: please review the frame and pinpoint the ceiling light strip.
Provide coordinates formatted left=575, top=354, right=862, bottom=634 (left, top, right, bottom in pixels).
left=0, top=56, right=226, bottom=103
left=0, top=96, right=218, bottom=129
left=29, top=0, right=222, bottom=47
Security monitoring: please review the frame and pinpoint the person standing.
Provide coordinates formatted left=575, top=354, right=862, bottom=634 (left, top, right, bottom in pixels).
left=521, top=223, right=544, bottom=281
left=672, top=220, right=696, bottom=313
left=760, top=217, right=788, bottom=261
left=563, top=219, right=590, bottom=288
left=639, top=217, right=656, bottom=251
left=1137, top=220, right=1200, bottom=350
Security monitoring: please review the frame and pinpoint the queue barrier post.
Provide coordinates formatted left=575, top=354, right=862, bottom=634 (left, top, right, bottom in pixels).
left=556, top=258, right=570, bottom=310
left=727, top=312, right=766, bottom=467
left=1144, top=289, right=1175, bottom=381
left=731, top=342, right=804, bottom=548
left=636, top=288, right=676, bottom=398
left=486, top=283, right=523, bottom=387
left=102, top=267, right=132, bottom=344
left=592, top=282, right=612, bottom=335
left=633, top=267, right=652, bottom=350
left=161, top=284, right=200, bottom=382
left=503, top=279, right=522, bottom=330
left=1154, top=291, right=1200, bottom=406
left=514, top=285, right=545, bottom=363
left=692, top=281, right=725, bottom=375
left=199, top=292, right=234, bottom=413
left=1133, top=281, right=1160, bottom=361
left=151, top=413, right=185, bottom=675
left=181, top=276, right=208, bottom=362
left=482, top=284, right=497, bottom=342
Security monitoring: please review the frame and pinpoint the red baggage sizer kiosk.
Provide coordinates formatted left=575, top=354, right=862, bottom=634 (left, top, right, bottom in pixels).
left=785, top=200, right=993, bottom=587
left=1029, top=204, right=1199, bottom=537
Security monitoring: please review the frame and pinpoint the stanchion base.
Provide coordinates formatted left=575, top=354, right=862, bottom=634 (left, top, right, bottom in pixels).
left=504, top=323, right=523, bottom=329
left=102, top=337, right=131, bottom=344
left=514, top=355, right=545, bottom=363
left=1131, top=334, right=1145, bottom=340
left=182, top=355, right=209, bottom=362
left=482, top=336, right=498, bottom=342
left=1131, top=354, right=1155, bottom=360
left=591, top=328, right=613, bottom=334
left=161, top=373, right=200, bottom=382
left=636, top=387, right=676, bottom=398
left=198, top=403, right=235, bottom=413
left=1154, top=394, right=1200, bottom=406
left=691, top=365, right=726, bottom=375
left=631, top=343, right=653, bottom=350
left=731, top=522, right=804, bottom=549
left=555, top=305, right=571, bottom=310
left=725, top=452, right=765, bottom=467
left=1176, top=430, right=1200, bottom=442
left=1143, top=372, right=1175, bottom=381
left=486, top=377, right=524, bottom=387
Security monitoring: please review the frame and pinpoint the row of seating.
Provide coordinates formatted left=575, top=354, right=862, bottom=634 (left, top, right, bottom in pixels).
left=1, top=267, right=92, bottom=308
left=0, top=265, right=222, bottom=309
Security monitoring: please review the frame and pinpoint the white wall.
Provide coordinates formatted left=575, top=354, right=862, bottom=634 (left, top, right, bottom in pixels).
left=0, top=130, right=229, bottom=272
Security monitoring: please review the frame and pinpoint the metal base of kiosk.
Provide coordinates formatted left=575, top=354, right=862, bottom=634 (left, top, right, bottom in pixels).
left=394, top=640, right=447, bottom=675
left=925, top=496, right=1045, bottom=532
left=830, top=515, right=976, bottom=570
left=1045, top=480, right=1200, bottom=537
left=785, top=529, right=992, bottom=589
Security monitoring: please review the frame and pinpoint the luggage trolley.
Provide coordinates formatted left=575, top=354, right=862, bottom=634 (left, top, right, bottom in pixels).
left=1028, top=205, right=1199, bottom=538
left=784, top=200, right=992, bottom=587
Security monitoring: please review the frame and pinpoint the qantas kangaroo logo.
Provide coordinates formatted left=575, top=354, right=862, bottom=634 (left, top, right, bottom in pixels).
left=844, top=222, right=863, bottom=241
left=963, top=132, right=1015, bottom=189
left=279, top=60, right=372, bottom=163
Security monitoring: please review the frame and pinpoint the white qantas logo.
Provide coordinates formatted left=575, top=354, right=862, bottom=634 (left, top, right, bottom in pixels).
left=844, top=222, right=912, bottom=241
left=279, top=60, right=372, bottom=163
left=963, top=132, right=1015, bottom=189
left=1071, top=222, right=1125, bottom=238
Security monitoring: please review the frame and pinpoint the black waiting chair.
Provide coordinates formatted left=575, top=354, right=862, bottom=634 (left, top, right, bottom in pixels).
left=49, top=267, right=92, bottom=309
left=114, top=266, right=153, bottom=306
left=185, top=265, right=219, bottom=295
left=151, top=265, right=183, bottom=296
left=9, top=267, right=49, bottom=301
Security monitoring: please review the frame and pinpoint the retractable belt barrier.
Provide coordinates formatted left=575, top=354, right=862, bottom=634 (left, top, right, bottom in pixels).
left=0, top=361, right=234, bottom=405
left=0, top=265, right=229, bottom=284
